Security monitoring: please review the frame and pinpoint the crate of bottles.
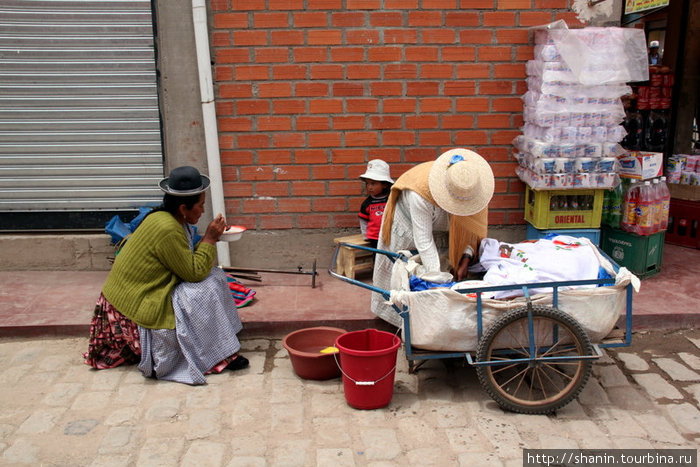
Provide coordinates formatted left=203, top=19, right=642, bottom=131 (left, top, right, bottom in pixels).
left=524, top=186, right=605, bottom=230
left=600, top=226, right=664, bottom=279
left=526, top=224, right=601, bottom=246
left=665, top=198, right=699, bottom=249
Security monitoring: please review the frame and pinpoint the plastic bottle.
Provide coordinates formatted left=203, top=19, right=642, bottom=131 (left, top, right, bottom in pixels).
left=658, top=176, right=671, bottom=230
left=602, top=189, right=612, bottom=226
left=608, top=182, right=624, bottom=229
left=636, top=181, right=654, bottom=236
left=651, top=178, right=661, bottom=233
left=621, top=180, right=640, bottom=234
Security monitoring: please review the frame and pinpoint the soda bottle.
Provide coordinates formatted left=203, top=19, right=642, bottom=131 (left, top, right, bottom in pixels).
left=602, top=189, right=612, bottom=225
left=636, top=181, right=654, bottom=236
left=608, top=182, right=624, bottom=229
left=621, top=180, right=640, bottom=234
left=651, top=178, right=661, bottom=233
left=658, top=176, right=671, bottom=230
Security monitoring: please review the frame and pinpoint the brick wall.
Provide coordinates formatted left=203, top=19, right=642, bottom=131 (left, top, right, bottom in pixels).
left=210, top=0, right=583, bottom=230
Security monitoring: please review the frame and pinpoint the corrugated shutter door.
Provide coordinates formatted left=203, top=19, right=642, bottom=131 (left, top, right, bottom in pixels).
left=0, top=0, right=163, bottom=213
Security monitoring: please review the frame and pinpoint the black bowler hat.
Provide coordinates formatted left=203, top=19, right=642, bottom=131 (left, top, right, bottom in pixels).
left=158, top=166, right=211, bottom=196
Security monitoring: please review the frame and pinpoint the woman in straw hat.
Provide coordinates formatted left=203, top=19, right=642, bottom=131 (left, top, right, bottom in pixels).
left=84, top=166, right=249, bottom=384
left=371, top=148, right=495, bottom=327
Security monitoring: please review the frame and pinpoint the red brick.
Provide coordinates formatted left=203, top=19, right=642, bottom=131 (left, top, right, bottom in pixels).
left=515, top=45, right=535, bottom=61
left=519, top=11, right=553, bottom=26
left=333, top=116, right=366, bottom=130
left=309, top=30, right=343, bottom=45
left=235, top=100, right=270, bottom=114
left=534, top=0, right=567, bottom=7
left=335, top=213, right=361, bottom=228
left=479, top=46, right=512, bottom=61
left=258, top=116, right=292, bottom=131
left=235, top=65, right=269, bottom=80
left=494, top=63, right=525, bottom=78
left=384, top=0, right=418, bottom=7
left=292, top=181, right=325, bottom=196
left=212, top=32, right=231, bottom=47
left=333, top=82, right=364, bottom=96
left=489, top=162, right=518, bottom=178
left=258, top=149, right=292, bottom=164
left=347, top=64, right=381, bottom=79
left=366, top=147, right=401, bottom=163
left=272, top=99, right=306, bottom=114
left=370, top=82, right=402, bottom=96
left=420, top=64, right=453, bottom=79
left=237, top=133, right=270, bottom=148
left=369, top=11, right=403, bottom=26
left=405, top=46, right=439, bottom=62
left=406, top=115, right=439, bottom=129
left=459, top=30, right=493, bottom=45
left=346, top=99, right=379, bottom=113
left=477, top=114, right=511, bottom=128
left=233, top=31, right=267, bottom=46
left=219, top=117, right=253, bottom=132
left=455, top=63, right=490, bottom=78
left=309, top=132, right=342, bottom=147
left=232, top=0, right=265, bottom=10
left=256, top=182, right=290, bottom=197
left=293, top=47, right=328, bottom=63
left=223, top=182, right=253, bottom=197
left=310, top=64, right=344, bottom=79
left=308, top=0, right=342, bottom=8
left=254, top=48, right=288, bottom=63
left=215, top=49, right=250, bottom=64
left=211, top=0, right=229, bottom=11
left=329, top=180, right=361, bottom=196
left=479, top=80, right=514, bottom=94
left=445, top=11, right=480, bottom=26
left=370, top=116, right=402, bottom=129
left=258, top=82, right=293, bottom=98
left=384, top=98, right=416, bottom=113
left=403, top=148, right=437, bottom=162
left=242, top=198, right=276, bottom=214
left=490, top=130, right=521, bottom=145
left=492, top=97, right=523, bottom=112
left=442, top=114, right=475, bottom=129
left=240, top=166, right=274, bottom=181
left=488, top=210, right=507, bottom=225
left=347, top=0, right=381, bottom=9
left=219, top=135, right=234, bottom=149
left=312, top=197, right=347, bottom=212
left=214, top=66, right=234, bottom=81
left=407, top=81, right=439, bottom=95
left=346, top=131, right=379, bottom=147
left=483, top=11, right=517, bottom=27
left=515, top=80, right=528, bottom=95
left=269, top=0, right=304, bottom=9
left=216, top=102, right=234, bottom=116
left=214, top=13, right=248, bottom=28
left=423, top=0, right=456, bottom=6
left=408, top=11, right=442, bottom=26
left=260, top=215, right=294, bottom=229
left=443, top=81, right=476, bottom=96
left=419, top=98, right=451, bottom=113
left=346, top=30, right=380, bottom=45
left=221, top=150, right=255, bottom=165
left=454, top=130, right=488, bottom=145
left=273, top=133, right=305, bottom=148
left=297, top=214, right=331, bottom=228
left=385, top=29, right=418, bottom=44
left=295, top=149, right=328, bottom=163
left=274, top=165, right=311, bottom=180
left=296, top=116, right=330, bottom=131
left=270, top=30, right=304, bottom=45
left=278, top=198, right=311, bottom=212
left=496, top=28, right=530, bottom=44
left=295, top=82, right=329, bottom=97
left=293, top=11, right=328, bottom=27
left=369, top=47, right=402, bottom=62
left=332, top=149, right=366, bottom=164
left=506, top=210, right=525, bottom=225
left=331, top=11, right=365, bottom=27
left=272, top=65, right=307, bottom=79
left=422, top=29, right=455, bottom=44
left=497, top=0, right=531, bottom=8
left=309, top=99, right=343, bottom=114
left=556, top=11, right=587, bottom=27
left=383, top=131, right=415, bottom=146
left=253, top=12, right=288, bottom=28
left=419, top=131, right=451, bottom=146
left=312, top=165, right=346, bottom=179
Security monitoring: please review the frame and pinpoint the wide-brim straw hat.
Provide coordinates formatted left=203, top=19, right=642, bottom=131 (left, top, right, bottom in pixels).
left=159, top=166, right=211, bottom=196
left=359, top=159, right=394, bottom=184
left=428, top=148, right=495, bottom=216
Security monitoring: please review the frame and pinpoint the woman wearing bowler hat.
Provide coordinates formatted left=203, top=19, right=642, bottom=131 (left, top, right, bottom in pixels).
left=84, top=166, right=249, bottom=384
left=372, top=148, right=495, bottom=327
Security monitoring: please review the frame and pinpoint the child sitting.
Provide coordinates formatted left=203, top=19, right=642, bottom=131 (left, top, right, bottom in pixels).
left=358, top=159, right=394, bottom=248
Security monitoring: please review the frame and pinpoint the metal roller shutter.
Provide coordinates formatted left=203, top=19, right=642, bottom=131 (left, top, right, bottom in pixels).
left=0, top=0, right=163, bottom=228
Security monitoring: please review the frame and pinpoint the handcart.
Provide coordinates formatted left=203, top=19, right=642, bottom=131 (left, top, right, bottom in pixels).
left=329, top=241, right=636, bottom=414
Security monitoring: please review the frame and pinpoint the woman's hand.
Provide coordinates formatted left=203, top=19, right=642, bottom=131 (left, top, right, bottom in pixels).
left=202, top=214, right=226, bottom=245
left=455, top=254, right=471, bottom=281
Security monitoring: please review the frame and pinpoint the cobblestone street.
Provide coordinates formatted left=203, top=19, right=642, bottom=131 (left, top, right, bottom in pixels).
left=0, top=329, right=698, bottom=466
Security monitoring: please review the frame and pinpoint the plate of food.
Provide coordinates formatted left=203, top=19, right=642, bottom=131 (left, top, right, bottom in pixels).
left=221, top=225, right=246, bottom=242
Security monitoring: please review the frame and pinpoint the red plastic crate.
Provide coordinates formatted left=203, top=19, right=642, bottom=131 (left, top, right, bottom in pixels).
left=665, top=198, right=700, bottom=249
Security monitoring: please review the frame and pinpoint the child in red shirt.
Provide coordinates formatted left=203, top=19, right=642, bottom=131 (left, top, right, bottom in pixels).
left=358, top=160, right=394, bottom=248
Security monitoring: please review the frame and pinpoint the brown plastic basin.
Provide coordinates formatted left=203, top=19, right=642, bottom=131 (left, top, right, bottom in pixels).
left=282, top=326, right=347, bottom=380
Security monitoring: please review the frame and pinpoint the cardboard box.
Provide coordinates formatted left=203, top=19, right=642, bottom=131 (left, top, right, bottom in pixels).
left=668, top=183, right=700, bottom=201
left=618, top=151, right=663, bottom=180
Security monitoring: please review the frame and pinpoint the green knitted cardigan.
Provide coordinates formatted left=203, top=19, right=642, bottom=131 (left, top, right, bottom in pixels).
left=102, top=211, right=217, bottom=329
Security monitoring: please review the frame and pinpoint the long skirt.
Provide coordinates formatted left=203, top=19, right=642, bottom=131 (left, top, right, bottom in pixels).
left=84, top=267, right=243, bottom=385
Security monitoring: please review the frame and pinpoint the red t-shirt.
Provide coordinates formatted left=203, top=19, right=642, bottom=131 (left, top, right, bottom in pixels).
left=358, top=194, right=388, bottom=241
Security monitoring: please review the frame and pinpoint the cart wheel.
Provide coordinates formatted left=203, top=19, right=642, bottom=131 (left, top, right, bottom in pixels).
left=475, top=305, right=593, bottom=414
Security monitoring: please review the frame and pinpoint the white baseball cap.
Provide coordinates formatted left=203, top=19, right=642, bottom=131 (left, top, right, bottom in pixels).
left=359, top=159, right=394, bottom=184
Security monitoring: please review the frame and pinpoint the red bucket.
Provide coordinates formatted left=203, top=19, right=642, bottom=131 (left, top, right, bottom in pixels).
left=334, top=329, right=402, bottom=410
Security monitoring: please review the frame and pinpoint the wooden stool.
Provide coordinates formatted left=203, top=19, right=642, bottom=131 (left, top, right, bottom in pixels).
left=333, top=233, right=374, bottom=279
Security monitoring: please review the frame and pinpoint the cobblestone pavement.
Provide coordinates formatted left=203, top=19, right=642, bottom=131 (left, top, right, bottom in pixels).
left=0, top=329, right=698, bottom=467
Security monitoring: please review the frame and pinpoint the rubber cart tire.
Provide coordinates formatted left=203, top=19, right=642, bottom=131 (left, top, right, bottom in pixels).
left=475, top=305, right=593, bottom=414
